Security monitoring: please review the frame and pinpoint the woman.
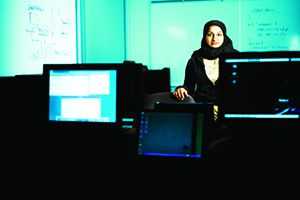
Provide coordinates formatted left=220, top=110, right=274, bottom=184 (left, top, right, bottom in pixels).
left=173, top=20, right=238, bottom=121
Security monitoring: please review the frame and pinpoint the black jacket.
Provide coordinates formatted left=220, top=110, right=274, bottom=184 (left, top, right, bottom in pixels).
left=176, top=52, right=221, bottom=104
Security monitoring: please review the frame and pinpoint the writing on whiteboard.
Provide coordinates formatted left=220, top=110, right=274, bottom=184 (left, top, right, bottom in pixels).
left=246, top=7, right=291, bottom=51
left=251, top=7, right=275, bottom=13
left=25, top=4, right=72, bottom=62
left=28, top=4, right=44, bottom=12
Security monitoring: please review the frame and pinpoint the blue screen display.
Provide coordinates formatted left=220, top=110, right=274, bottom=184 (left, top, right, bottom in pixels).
left=48, top=70, right=117, bottom=123
left=138, top=112, right=203, bottom=158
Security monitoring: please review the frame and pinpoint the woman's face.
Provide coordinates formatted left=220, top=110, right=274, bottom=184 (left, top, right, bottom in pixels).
left=205, top=25, right=224, bottom=48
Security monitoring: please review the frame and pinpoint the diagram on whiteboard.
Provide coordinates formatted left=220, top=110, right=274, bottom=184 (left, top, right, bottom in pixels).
left=25, top=3, right=74, bottom=62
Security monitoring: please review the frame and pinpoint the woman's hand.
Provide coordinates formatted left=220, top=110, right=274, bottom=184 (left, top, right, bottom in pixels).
left=173, top=88, right=188, bottom=101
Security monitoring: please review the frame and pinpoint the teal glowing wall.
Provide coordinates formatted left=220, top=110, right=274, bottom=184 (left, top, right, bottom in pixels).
left=1, top=0, right=299, bottom=89
left=80, top=0, right=125, bottom=63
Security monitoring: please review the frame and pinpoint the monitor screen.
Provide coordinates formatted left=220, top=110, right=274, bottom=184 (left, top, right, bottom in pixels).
left=49, top=69, right=117, bottom=122
left=136, top=111, right=204, bottom=159
left=44, top=64, right=120, bottom=128
left=219, top=51, right=300, bottom=120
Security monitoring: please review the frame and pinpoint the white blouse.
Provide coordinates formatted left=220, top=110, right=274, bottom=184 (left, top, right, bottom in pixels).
left=203, top=58, right=219, bottom=121
left=203, top=58, right=219, bottom=85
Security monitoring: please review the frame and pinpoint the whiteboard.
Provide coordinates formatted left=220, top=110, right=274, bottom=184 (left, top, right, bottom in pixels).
left=150, top=1, right=240, bottom=86
left=241, top=0, right=300, bottom=51
left=0, top=0, right=77, bottom=77
left=150, top=0, right=300, bottom=86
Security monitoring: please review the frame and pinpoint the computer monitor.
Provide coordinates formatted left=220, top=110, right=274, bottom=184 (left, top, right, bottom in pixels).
left=43, top=64, right=121, bottom=130
left=136, top=110, right=204, bottom=159
left=219, top=51, right=300, bottom=121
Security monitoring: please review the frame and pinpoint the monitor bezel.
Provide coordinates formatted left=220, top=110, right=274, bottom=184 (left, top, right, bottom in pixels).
left=219, top=51, right=300, bottom=122
left=135, top=109, right=208, bottom=160
left=43, top=63, right=122, bottom=130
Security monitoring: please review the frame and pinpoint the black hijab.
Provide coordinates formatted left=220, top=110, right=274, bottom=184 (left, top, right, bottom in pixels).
left=194, top=20, right=238, bottom=60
